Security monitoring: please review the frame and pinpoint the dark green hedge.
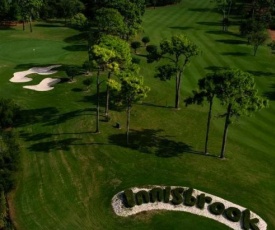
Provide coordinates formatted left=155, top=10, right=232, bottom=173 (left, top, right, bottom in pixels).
left=209, top=202, right=225, bottom=215
left=225, top=207, right=241, bottom=222
left=123, top=189, right=136, bottom=208
left=136, top=190, right=150, bottom=205
left=171, top=187, right=184, bottom=205
left=149, top=187, right=163, bottom=203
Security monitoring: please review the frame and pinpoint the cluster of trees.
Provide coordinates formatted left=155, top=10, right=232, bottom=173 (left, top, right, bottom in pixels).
left=84, top=1, right=151, bottom=144
left=213, top=0, right=275, bottom=55
left=0, top=98, right=20, bottom=229
left=145, top=34, right=267, bottom=158
left=145, top=0, right=181, bottom=8
left=185, top=70, right=268, bottom=158
left=238, top=0, right=275, bottom=55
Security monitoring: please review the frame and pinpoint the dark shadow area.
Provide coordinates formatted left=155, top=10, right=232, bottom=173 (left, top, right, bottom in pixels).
left=35, top=23, right=64, bottom=28
left=263, top=84, right=275, bottom=100
left=142, top=102, right=173, bottom=109
left=109, top=129, right=203, bottom=158
left=81, top=91, right=106, bottom=107
left=169, top=26, right=193, bottom=30
left=247, top=70, right=275, bottom=77
left=215, top=39, right=246, bottom=45
left=188, top=8, right=215, bottom=12
left=45, top=19, right=65, bottom=24
left=221, top=52, right=248, bottom=56
left=19, top=131, right=54, bottom=142
left=59, top=77, right=70, bottom=83
left=45, top=108, right=95, bottom=126
left=197, top=21, right=221, bottom=26
left=71, top=88, right=83, bottom=92
left=205, top=30, right=242, bottom=38
left=19, top=130, right=95, bottom=142
left=28, top=138, right=81, bottom=153
left=0, top=26, right=15, bottom=30
left=63, top=32, right=88, bottom=44
left=136, top=54, right=147, bottom=58
left=17, top=107, right=59, bottom=127
left=204, top=66, right=229, bottom=72
left=17, top=107, right=95, bottom=127
left=63, top=45, right=87, bottom=52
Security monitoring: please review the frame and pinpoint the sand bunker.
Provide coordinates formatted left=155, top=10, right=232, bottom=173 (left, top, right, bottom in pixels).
left=23, top=78, right=61, bottom=91
left=10, top=65, right=61, bottom=83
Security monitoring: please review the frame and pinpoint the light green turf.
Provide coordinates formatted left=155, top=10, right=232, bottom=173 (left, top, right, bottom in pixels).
left=0, top=1, right=275, bottom=229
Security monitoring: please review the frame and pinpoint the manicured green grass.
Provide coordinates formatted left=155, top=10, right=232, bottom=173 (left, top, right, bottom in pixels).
left=1, top=1, right=275, bottom=229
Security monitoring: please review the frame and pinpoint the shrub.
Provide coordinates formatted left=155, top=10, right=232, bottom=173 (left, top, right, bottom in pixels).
left=132, top=57, right=141, bottom=64
left=164, top=186, right=171, bottom=203
left=183, top=188, right=196, bottom=206
left=150, top=187, right=163, bottom=203
left=209, top=202, right=225, bottom=215
left=171, top=187, right=184, bottom=205
left=123, top=189, right=136, bottom=208
left=142, top=36, right=150, bottom=46
left=131, top=41, right=141, bottom=54
left=225, top=207, right=241, bottom=222
left=0, top=98, right=20, bottom=130
left=146, top=44, right=157, bottom=53
left=70, top=13, right=88, bottom=30
left=136, top=190, right=150, bottom=205
left=242, top=209, right=259, bottom=230
left=66, top=66, right=79, bottom=81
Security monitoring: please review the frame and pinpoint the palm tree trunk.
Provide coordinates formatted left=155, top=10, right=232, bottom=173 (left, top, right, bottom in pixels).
left=205, top=98, right=213, bottom=154
left=126, top=106, right=131, bottom=145
left=105, top=72, right=111, bottom=119
left=95, top=69, right=100, bottom=133
left=220, top=104, right=232, bottom=158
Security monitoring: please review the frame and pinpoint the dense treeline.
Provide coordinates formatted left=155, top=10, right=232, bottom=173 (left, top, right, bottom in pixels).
left=0, top=98, right=20, bottom=230
left=145, top=0, right=181, bottom=7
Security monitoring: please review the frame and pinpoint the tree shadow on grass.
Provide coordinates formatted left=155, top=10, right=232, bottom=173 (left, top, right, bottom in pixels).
left=197, top=21, right=221, bottom=26
left=263, top=84, right=275, bottom=100
left=215, top=39, right=246, bottom=45
left=17, top=107, right=59, bottom=127
left=63, top=45, right=87, bottom=52
left=141, top=102, right=173, bottom=109
left=188, top=8, right=216, bottom=12
left=35, top=23, right=64, bottom=28
left=28, top=138, right=81, bottom=153
left=221, top=52, right=248, bottom=56
left=17, top=107, right=95, bottom=127
left=0, top=26, right=15, bottom=30
left=247, top=70, right=275, bottom=77
left=108, top=129, right=203, bottom=158
left=168, top=26, right=193, bottom=30
left=204, top=66, right=229, bottom=72
left=205, top=30, right=242, bottom=38
left=45, top=108, right=95, bottom=126
left=63, top=32, right=88, bottom=44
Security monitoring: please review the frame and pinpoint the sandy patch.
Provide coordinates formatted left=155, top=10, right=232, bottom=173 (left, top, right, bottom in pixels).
left=10, top=65, right=61, bottom=83
left=268, top=29, right=275, bottom=40
left=23, top=78, right=61, bottom=91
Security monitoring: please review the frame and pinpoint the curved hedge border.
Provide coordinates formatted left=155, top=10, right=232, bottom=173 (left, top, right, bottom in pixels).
left=112, top=186, right=267, bottom=230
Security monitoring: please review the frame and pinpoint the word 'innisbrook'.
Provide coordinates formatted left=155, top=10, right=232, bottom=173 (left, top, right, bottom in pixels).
left=112, top=186, right=267, bottom=230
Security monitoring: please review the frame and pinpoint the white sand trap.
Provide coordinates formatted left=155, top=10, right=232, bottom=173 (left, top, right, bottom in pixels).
left=23, top=78, right=61, bottom=91
left=10, top=65, right=61, bottom=83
